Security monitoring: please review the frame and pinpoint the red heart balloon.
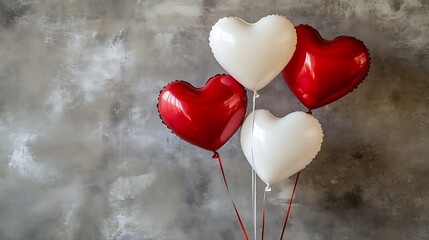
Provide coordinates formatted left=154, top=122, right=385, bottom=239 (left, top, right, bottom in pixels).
left=157, top=74, right=247, bottom=152
left=282, top=25, right=370, bottom=110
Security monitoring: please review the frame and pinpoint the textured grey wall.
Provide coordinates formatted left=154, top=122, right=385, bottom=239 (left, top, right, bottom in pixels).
left=0, top=0, right=428, bottom=239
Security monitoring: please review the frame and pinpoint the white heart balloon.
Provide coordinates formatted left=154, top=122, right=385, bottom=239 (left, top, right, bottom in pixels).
left=240, top=110, right=323, bottom=186
left=209, top=15, right=297, bottom=92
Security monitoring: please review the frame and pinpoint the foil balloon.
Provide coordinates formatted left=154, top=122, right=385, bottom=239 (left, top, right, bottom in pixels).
left=240, top=110, right=323, bottom=186
left=209, top=15, right=297, bottom=92
left=282, top=24, right=370, bottom=110
left=157, top=74, right=247, bottom=152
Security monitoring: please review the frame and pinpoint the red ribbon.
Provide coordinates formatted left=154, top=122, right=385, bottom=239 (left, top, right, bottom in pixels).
left=261, top=189, right=267, bottom=240
left=212, top=151, right=249, bottom=240
left=280, top=171, right=301, bottom=239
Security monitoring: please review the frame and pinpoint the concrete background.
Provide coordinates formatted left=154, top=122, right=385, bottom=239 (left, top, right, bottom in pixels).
left=0, top=0, right=428, bottom=239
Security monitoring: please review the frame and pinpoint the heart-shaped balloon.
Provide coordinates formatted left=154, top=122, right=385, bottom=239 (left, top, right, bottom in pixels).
left=282, top=25, right=370, bottom=110
left=209, top=15, right=297, bottom=92
left=240, top=110, right=323, bottom=185
left=157, top=74, right=247, bottom=152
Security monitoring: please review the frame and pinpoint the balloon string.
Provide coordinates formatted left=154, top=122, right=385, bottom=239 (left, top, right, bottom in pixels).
left=251, top=153, right=255, bottom=239
left=279, top=171, right=301, bottom=240
left=261, top=187, right=268, bottom=240
left=250, top=91, right=258, bottom=240
left=252, top=167, right=256, bottom=240
left=212, top=152, right=249, bottom=240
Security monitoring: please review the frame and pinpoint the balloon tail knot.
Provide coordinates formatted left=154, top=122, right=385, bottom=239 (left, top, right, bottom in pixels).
left=212, top=151, right=220, bottom=159
left=307, top=109, right=312, bottom=115
left=254, top=91, right=260, bottom=98
left=265, top=185, right=271, bottom=192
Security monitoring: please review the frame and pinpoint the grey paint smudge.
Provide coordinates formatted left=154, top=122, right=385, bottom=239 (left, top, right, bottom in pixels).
left=8, top=133, right=60, bottom=183
left=0, top=0, right=31, bottom=28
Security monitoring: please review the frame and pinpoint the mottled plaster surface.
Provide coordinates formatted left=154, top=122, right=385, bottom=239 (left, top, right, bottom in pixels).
left=0, top=0, right=428, bottom=239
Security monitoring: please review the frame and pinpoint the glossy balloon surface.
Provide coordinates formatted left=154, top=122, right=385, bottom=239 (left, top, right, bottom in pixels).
left=282, top=25, right=370, bottom=110
left=157, top=75, right=247, bottom=152
left=209, top=15, right=297, bottom=92
left=240, top=110, right=323, bottom=185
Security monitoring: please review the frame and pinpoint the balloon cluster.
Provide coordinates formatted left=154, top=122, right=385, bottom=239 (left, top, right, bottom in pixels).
left=158, top=14, right=370, bottom=186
